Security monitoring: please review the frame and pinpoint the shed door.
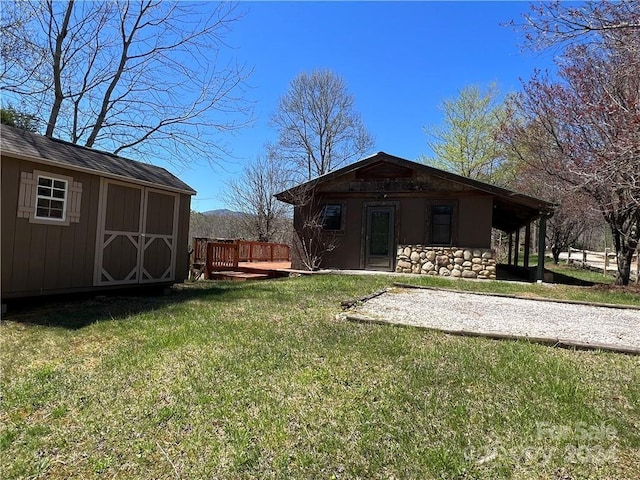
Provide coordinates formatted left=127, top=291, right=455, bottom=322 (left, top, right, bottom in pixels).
left=95, top=180, right=179, bottom=286
left=365, top=206, right=395, bottom=271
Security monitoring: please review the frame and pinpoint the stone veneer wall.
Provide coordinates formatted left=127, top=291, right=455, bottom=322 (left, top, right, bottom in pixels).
left=396, top=245, right=497, bottom=280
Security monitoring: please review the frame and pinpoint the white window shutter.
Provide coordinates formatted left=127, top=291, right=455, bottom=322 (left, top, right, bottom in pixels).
left=17, top=172, right=36, bottom=218
left=68, top=181, right=83, bottom=223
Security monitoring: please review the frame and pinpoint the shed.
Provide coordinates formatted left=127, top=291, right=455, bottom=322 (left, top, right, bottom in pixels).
left=1, top=124, right=196, bottom=299
left=276, top=152, right=555, bottom=279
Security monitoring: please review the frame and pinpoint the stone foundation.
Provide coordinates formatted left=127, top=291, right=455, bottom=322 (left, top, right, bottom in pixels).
left=396, top=245, right=497, bottom=280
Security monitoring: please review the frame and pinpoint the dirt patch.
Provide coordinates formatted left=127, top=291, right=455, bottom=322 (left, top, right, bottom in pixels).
left=590, top=283, right=640, bottom=295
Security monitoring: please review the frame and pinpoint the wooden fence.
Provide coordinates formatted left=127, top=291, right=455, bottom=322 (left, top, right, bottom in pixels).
left=566, top=246, right=639, bottom=281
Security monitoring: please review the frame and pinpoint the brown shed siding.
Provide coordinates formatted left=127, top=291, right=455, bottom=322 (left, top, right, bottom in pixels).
left=320, top=197, right=364, bottom=270
left=1, top=156, right=192, bottom=298
left=2, top=157, right=101, bottom=297
left=306, top=192, right=494, bottom=270
left=457, top=195, right=493, bottom=249
left=104, top=182, right=142, bottom=232
left=175, top=193, right=192, bottom=282
left=280, top=153, right=554, bottom=273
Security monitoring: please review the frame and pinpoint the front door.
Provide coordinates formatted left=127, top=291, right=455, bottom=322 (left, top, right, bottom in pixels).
left=365, top=206, right=395, bottom=271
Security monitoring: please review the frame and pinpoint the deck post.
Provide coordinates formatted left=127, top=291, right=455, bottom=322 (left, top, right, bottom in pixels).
left=523, top=223, right=531, bottom=268
left=537, top=217, right=547, bottom=282
left=508, top=233, right=513, bottom=265
left=234, top=243, right=240, bottom=267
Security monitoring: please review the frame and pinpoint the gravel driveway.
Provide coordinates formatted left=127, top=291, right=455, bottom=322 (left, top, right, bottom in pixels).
left=351, top=287, right=640, bottom=353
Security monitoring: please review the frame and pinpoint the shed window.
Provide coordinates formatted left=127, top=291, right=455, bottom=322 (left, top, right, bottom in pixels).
left=431, top=205, right=453, bottom=244
left=35, top=176, right=67, bottom=220
left=322, top=204, right=343, bottom=231
left=17, top=170, right=82, bottom=226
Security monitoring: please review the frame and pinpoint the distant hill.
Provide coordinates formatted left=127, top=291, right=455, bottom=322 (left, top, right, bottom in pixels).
left=201, top=209, right=244, bottom=217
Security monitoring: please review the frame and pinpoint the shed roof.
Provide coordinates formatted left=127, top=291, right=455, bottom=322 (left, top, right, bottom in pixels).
left=275, top=152, right=555, bottom=232
left=1, top=124, right=196, bottom=195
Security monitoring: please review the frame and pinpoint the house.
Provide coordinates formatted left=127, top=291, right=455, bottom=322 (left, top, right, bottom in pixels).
left=1, top=124, right=196, bottom=299
left=275, top=152, right=555, bottom=279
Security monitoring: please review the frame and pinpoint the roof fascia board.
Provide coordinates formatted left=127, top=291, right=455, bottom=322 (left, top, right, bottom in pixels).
left=377, top=153, right=554, bottom=211
left=276, top=152, right=553, bottom=213
left=2, top=149, right=196, bottom=196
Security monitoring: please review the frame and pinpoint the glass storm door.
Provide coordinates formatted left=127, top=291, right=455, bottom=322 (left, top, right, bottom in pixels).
left=365, top=206, right=395, bottom=271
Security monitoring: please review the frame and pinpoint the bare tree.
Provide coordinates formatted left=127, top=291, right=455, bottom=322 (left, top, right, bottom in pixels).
left=1, top=1, right=252, bottom=166
left=0, top=1, right=43, bottom=94
left=189, top=210, right=248, bottom=242
left=511, top=159, right=602, bottom=264
left=270, top=69, right=374, bottom=180
left=273, top=181, right=342, bottom=271
left=224, top=155, right=291, bottom=243
left=517, top=0, right=640, bottom=53
left=503, top=1, right=640, bottom=284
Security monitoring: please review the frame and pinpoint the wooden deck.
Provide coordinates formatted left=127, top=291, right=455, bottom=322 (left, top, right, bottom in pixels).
left=190, top=239, right=296, bottom=281
left=238, top=261, right=292, bottom=271
left=207, top=261, right=312, bottom=281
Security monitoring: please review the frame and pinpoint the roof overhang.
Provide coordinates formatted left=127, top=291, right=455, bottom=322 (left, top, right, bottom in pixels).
left=1, top=125, right=196, bottom=195
left=4, top=150, right=197, bottom=196
left=275, top=152, right=555, bottom=232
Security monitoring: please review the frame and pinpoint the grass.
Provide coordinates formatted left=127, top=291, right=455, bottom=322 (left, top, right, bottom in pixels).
left=397, top=274, right=640, bottom=308
left=517, top=255, right=618, bottom=285
left=1, top=275, right=639, bottom=479
left=545, top=261, right=617, bottom=284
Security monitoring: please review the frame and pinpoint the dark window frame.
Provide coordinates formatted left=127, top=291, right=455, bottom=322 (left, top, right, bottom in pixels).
left=431, top=204, right=453, bottom=245
left=425, top=200, right=458, bottom=246
left=321, top=203, right=345, bottom=232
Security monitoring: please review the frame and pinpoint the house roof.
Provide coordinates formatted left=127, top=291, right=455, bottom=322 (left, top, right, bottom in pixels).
left=275, top=151, right=555, bottom=232
left=1, top=124, right=196, bottom=195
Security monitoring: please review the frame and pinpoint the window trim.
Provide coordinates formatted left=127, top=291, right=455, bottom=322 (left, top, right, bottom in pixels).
left=321, top=202, right=346, bottom=233
left=425, top=200, right=458, bottom=246
left=17, top=170, right=81, bottom=226
left=431, top=204, right=453, bottom=245
left=34, top=174, right=68, bottom=222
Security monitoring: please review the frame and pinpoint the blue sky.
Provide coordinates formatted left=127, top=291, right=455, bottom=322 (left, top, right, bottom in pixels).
left=181, top=1, right=555, bottom=212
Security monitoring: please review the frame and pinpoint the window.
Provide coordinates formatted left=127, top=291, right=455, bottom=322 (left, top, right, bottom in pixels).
left=17, top=170, right=82, bottom=226
left=431, top=205, right=453, bottom=244
left=35, top=176, right=67, bottom=220
left=322, top=204, right=343, bottom=231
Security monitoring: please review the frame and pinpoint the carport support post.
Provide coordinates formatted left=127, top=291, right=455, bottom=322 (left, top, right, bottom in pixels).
left=523, top=223, right=531, bottom=268
left=537, top=217, right=547, bottom=282
left=514, top=228, right=520, bottom=266
left=508, top=233, right=513, bottom=265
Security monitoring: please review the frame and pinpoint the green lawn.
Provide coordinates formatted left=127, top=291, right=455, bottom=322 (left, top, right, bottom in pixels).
left=1, top=275, right=639, bottom=479
left=397, top=272, right=640, bottom=307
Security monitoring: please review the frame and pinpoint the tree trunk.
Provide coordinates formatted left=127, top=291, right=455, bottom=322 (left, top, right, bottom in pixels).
left=612, top=226, right=638, bottom=286
left=45, top=0, right=74, bottom=137
left=615, top=246, right=634, bottom=286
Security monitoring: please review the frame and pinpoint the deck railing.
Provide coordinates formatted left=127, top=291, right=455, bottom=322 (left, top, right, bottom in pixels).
left=207, top=242, right=240, bottom=270
left=190, top=239, right=291, bottom=279
left=238, top=241, right=290, bottom=263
